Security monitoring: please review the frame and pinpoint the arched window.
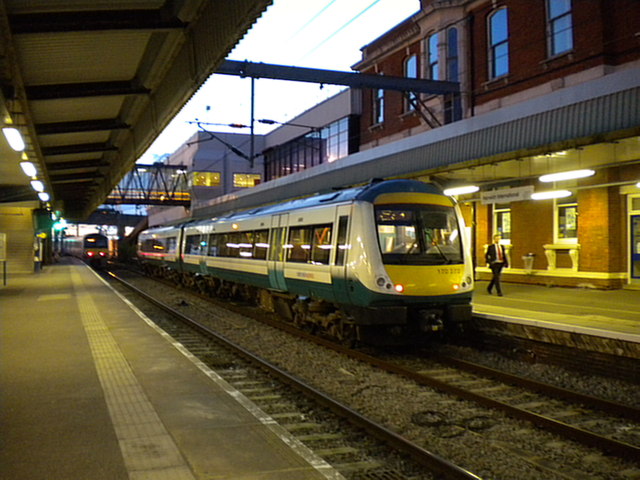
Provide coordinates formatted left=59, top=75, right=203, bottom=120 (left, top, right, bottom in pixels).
left=488, top=8, right=509, bottom=79
left=404, top=54, right=418, bottom=111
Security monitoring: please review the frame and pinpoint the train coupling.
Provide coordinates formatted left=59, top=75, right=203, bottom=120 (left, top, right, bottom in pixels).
left=418, top=309, right=444, bottom=332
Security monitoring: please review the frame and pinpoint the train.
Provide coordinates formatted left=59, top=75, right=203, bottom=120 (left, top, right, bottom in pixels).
left=62, top=233, right=111, bottom=268
left=137, top=179, right=474, bottom=345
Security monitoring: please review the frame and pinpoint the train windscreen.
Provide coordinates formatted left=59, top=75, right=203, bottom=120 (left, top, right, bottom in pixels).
left=375, top=205, right=463, bottom=265
left=84, top=235, right=108, bottom=249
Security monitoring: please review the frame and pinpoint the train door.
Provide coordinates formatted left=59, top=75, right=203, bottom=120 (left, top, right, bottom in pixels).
left=330, top=205, right=352, bottom=304
left=631, top=215, right=640, bottom=284
left=268, top=214, right=288, bottom=291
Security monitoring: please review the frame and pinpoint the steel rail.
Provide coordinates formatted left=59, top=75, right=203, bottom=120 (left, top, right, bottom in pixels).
left=107, top=271, right=482, bottom=480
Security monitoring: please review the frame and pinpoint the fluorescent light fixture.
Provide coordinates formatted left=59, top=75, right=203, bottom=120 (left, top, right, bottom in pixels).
left=20, top=161, right=37, bottom=177
left=2, top=127, right=25, bottom=151
left=530, top=190, right=572, bottom=200
left=38, top=192, right=50, bottom=202
left=443, top=185, right=479, bottom=196
left=30, top=180, right=44, bottom=192
left=539, top=169, right=595, bottom=182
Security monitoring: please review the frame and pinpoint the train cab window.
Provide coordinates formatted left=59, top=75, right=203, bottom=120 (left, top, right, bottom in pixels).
left=286, top=227, right=312, bottom=263
left=254, top=230, right=269, bottom=260
left=311, top=225, right=332, bottom=265
left=376, top=205, right=463, bottom=265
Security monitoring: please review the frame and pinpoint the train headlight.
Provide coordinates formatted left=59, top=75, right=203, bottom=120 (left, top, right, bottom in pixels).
left=376, top=276, right=386, bottom=287
left=452, top=283, right=460, bottom=291
left=394, top=284, right=404, bottom=293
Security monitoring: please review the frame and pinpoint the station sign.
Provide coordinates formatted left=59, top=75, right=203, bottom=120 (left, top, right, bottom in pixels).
left=481, top=186, right=534, bottom=204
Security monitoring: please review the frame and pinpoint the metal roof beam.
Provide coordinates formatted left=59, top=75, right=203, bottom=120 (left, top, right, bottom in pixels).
left=8, top=9, right=186, bottom=34
left=42, top=143, right=117, bottom=156
left=217, top=60, right=459, bottom=95
left=47, top=160, right=109, bottom=171
left=36, top=118, right=130, bottom=135
left=26, top=81, right=150, bottom=100
left=50, top=173, right=105, bottom=183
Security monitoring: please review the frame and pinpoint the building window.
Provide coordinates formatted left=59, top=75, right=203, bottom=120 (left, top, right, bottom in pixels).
left=428, top=33, right=439, bottom=80
left=233, top=173, right=261, bottom=188
left=374, top=88, right=385, bottom=124
left=444, top=27, right=462, bottom=123
left=494, top=206, right=511, bottom=241
left=488, top=8, right=509, bottom=79
left=191, top=171, right=220, bottom=187
left=547, top=0, right=573, bottom=56
left=404, top=54, right=418, bottom=111
left=446, top=27, right=459, bottom=82
left=263, top=116, right=354, bottom=181
left=556, top=195, right=578, bottom=243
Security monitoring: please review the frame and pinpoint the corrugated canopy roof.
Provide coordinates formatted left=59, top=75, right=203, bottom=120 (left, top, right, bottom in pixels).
left=0, top=0, right=272, bottom=220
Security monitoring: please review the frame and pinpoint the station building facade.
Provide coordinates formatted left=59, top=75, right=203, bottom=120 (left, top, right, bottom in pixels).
left=350, top=0, right=640, bottom=289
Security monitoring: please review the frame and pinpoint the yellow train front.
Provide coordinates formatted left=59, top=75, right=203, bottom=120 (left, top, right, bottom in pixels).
left=138, top=179, right=473, bottom=345
left=330, top=180, right=474, bottom=344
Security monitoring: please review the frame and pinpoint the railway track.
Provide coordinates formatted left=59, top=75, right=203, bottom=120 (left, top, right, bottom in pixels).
left=106, top=269, right=479, bottom=480
left=107, top=268, right=640, bottom=478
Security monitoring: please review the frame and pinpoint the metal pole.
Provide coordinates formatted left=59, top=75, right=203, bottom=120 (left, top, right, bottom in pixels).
left=250, top=76, right=255, bottom=168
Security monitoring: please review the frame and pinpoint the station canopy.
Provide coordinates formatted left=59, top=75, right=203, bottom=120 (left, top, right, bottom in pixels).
left=0, top=0, right=272, bottom=221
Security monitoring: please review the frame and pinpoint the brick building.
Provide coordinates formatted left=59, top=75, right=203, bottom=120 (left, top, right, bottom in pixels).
left=352, top=0, right=640, bottom=288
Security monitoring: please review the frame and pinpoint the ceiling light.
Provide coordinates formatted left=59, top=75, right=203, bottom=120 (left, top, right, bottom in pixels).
left=443, top=185, right=479, bottom=196
left=30, top=180, right=44, bottom=192
left=38, top=192, right=50, bottom=202
left=2, top=127, right=25, bottom=151
left=530, top=190, right=572, bottom=200
left=539, top=169, right=595, bottom=182
left=20, top=161, right=37, bottom=177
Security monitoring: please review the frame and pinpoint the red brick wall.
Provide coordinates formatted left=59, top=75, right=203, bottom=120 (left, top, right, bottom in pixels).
left=510, top=199, right=553, bottom=270
left=471, top=0, right=640, bottom=106
left=360, top=42, right=422, bottom=147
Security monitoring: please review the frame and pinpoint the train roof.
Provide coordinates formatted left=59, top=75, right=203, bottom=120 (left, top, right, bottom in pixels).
left=142, top=179, right=443, bottom=232
left=189, top=179, right=442, bottom=225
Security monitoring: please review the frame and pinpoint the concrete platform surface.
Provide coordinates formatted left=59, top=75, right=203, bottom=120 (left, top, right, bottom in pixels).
left=0, top=263, right=341, bottom=480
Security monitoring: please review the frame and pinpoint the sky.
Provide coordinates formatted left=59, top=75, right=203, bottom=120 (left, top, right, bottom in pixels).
left=138, top=0, right=419, bottom=163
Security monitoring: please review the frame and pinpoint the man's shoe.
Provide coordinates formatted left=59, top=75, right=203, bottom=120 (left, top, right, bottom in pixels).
left=497, top=293, right=503, bottom=296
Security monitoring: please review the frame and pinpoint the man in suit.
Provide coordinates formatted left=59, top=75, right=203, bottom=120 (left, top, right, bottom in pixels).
left=486, top=234, right=508, bottom=296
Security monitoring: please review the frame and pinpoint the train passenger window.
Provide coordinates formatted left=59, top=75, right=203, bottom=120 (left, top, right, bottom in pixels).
left=207, top=234, right=219, bottom=257
left=287, top=227, right=312, bottom=263
left=185, top=234, right=207, bottom=255
left=335, top=216, right=349, bottom=266
left=311, top=225, right=332, bottom=265
left=254, top=230, right=269, bottom=260
left=166, top=237, right=177, bottom=254
left=238, top=232, right=254, bottom=258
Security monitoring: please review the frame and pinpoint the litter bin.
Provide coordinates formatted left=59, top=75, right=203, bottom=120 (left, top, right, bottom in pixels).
left=522, top=253, right=535, bottom=274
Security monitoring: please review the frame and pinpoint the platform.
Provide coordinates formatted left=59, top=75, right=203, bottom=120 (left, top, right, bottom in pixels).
left=0, top=262, right=341, bottom=480
left=472, top=280, right=640, bottom=359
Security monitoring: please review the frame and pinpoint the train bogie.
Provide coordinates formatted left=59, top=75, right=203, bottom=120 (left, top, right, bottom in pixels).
left=137, top=180, right=474, bottom=345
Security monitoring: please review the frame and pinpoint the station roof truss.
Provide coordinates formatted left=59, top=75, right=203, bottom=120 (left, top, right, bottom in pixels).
left=105, top=163, right=190, bottom=207
left=0, top=0, right=272, bottom=221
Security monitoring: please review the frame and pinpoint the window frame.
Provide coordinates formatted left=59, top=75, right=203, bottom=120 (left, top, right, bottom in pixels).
left=404, top=54, right=418, bottom=112
left=488, top=7, right=509, bottom=79
left=546, top=0, right=573, bottom=57
left=554, top=196, right=578, bottom=244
